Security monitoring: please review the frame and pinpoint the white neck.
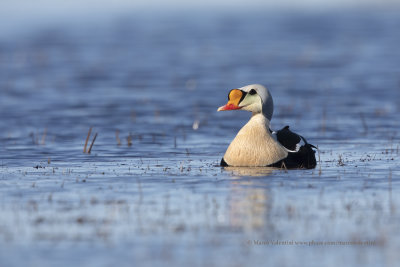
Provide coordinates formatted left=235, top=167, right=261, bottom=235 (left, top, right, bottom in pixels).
left=251, top=112, right=270, bottom=125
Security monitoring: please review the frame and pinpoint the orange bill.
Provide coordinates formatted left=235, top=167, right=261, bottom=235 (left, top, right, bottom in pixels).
left=217, top=89, right=244, bottom=111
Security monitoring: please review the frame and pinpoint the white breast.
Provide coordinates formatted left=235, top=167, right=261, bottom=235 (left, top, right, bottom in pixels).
left=223, top=114, right=288, bottom=167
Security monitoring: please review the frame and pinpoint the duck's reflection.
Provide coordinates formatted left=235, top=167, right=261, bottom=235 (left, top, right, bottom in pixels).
left=224, top=166, right=274, bottom=177
left=224, top=167, right=274, bottom=231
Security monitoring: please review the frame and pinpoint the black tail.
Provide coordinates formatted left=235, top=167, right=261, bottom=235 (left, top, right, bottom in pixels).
left=296, top=143, right=317, bottom=169
left=269, top=143, right=317, bottom=169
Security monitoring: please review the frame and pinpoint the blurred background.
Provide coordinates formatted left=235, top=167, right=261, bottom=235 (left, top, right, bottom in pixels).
left=1, top=1, right=400, bottom=267
left=1, top=0, right=399, bottom=36
left=1, top=0, right=399, bottom=142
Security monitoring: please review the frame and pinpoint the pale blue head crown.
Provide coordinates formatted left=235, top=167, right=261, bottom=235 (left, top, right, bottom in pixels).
left=243, top=84, right=274, bottom=121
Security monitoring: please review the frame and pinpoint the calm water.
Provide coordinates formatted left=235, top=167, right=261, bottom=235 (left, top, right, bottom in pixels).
left=1, top=7, right=400, bottom=267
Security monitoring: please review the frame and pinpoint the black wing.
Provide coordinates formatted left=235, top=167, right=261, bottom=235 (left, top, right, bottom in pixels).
left=274, top=125, right=304, bottom=152
left=270, top=126, right=317, bottom=169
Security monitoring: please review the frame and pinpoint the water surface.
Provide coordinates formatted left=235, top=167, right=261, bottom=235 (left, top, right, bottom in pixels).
left=1, top=8, right=400, bottom=267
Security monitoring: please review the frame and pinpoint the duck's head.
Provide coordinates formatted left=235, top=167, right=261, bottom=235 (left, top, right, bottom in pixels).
left=217, top=84, right=274, bottom=121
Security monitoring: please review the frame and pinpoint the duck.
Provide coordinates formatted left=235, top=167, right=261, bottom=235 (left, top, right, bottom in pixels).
left=217, top=84, right=317, bottom=169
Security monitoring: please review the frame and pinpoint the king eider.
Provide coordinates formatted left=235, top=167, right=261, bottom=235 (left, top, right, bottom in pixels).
left=217, top=84, right=317, bottom=169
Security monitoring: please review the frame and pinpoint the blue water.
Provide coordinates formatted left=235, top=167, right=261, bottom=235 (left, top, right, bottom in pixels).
left=1, top=7, right=400, bottom=267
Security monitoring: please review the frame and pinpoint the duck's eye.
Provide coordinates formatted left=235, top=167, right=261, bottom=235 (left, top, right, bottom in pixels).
left=249, top=89, right=257, bottom=95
